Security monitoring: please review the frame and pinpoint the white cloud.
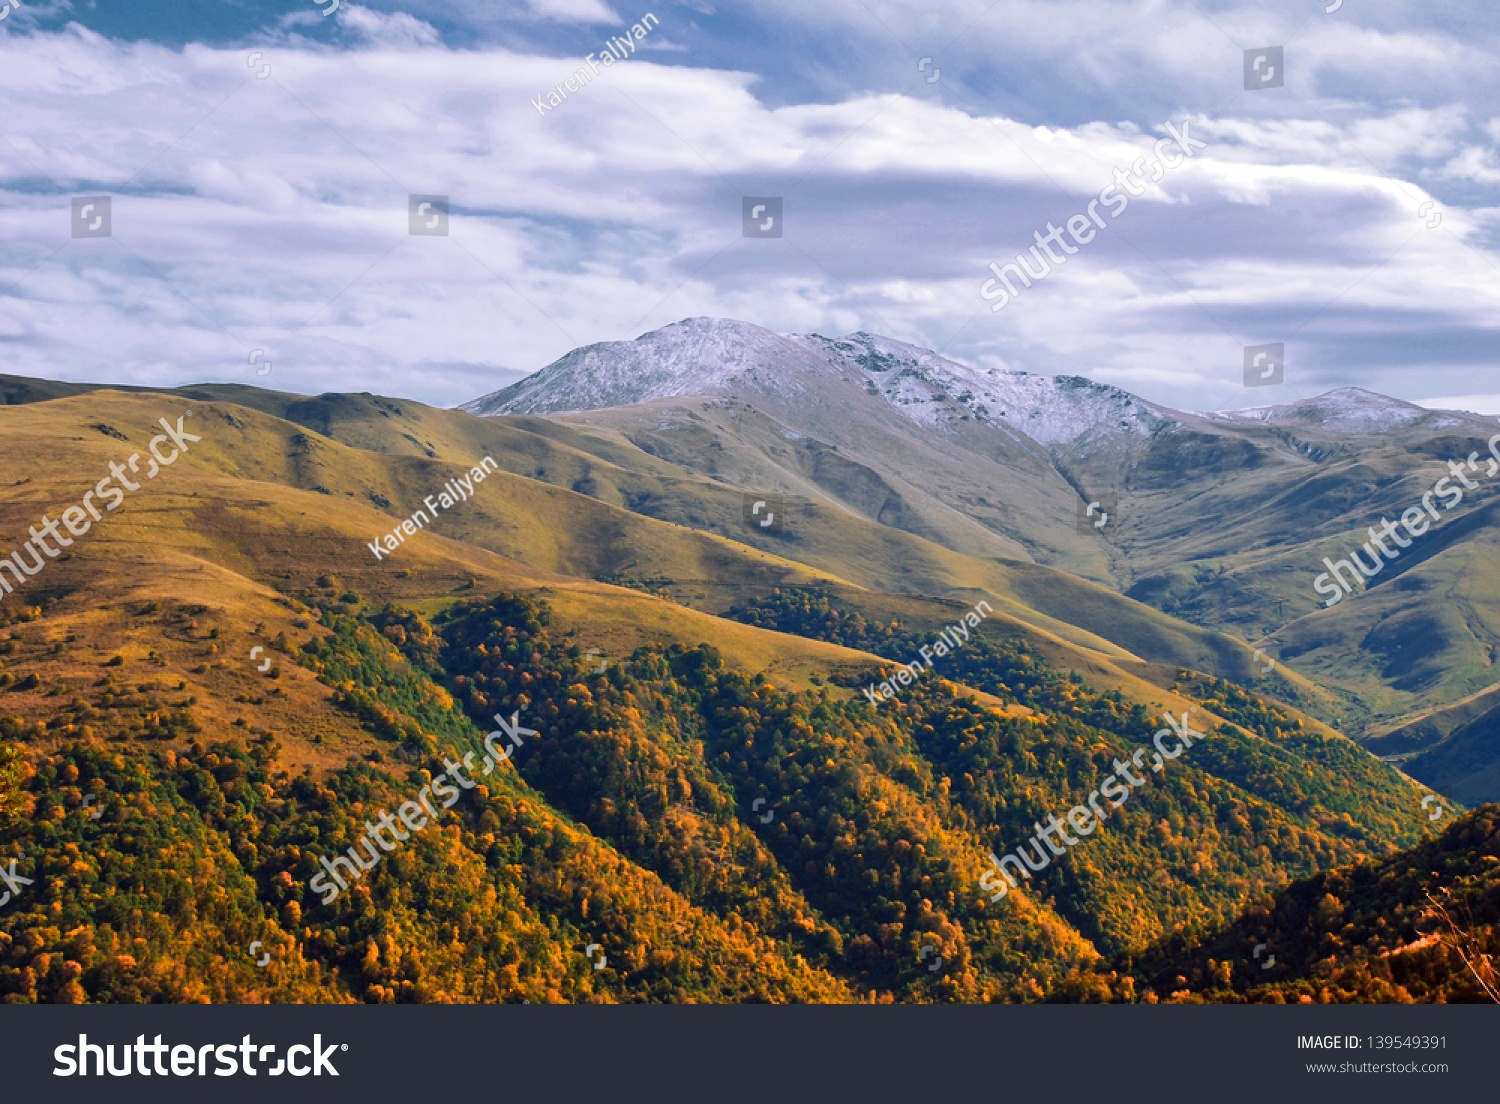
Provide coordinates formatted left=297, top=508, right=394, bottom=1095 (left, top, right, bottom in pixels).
left=336, top=5, right=443, bottom=48
left=1434, top=146, right=1500, bottom=186
left=1415, top=395, right=1500, bottom=417
left=523, top=0, right=620, bottom=24
left=0, top=9, right=1496, bottom=414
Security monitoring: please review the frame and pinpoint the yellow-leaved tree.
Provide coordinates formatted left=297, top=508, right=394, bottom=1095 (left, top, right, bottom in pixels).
left=0, top=742, right=26, bottom=825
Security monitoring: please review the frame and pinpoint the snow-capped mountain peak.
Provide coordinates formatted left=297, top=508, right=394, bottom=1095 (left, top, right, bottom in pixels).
left=807, top=331, right=1169, bottom=449
left=462, top=317, right=1170, bottom=454
left=1197, top=387, right=1432, bottom=432
left=459, top=318, right=806, bottom=416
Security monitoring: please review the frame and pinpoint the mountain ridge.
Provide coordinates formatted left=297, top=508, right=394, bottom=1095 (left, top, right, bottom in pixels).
left=455, top=319, right=1500, bottom=799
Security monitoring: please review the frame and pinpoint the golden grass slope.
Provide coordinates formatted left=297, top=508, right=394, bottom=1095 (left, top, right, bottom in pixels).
left=0, top=389, right=1372, bottom=752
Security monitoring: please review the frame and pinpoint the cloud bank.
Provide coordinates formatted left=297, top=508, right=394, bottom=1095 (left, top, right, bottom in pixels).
left=0, top=1, right=1496, bottom=411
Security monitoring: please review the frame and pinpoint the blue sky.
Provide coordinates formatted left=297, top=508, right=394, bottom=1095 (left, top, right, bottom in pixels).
left=1, top=0, right=1497, bottom=413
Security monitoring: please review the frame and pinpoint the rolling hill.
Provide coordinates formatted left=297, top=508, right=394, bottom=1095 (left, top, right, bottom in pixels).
left=0, top=377, right=1463, bottom=1002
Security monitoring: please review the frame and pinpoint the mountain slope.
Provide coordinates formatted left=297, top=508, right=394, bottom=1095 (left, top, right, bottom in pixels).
left=458, top=320, right=1500, bottom=796
left=463, top=318, right=1148, bottom=578
left=1126, top=806, right=1500, bottom=1004
left=0, top=383, right=1445, bottom=1003
left=0, top=387, right=1309, bottom=698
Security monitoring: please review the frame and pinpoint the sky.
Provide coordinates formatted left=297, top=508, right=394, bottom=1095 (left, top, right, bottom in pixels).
left=0, top=0, right=1497, bottom=414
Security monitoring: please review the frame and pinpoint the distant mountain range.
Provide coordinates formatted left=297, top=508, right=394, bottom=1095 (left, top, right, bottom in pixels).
left=461, top=317, right=1500, bottom=802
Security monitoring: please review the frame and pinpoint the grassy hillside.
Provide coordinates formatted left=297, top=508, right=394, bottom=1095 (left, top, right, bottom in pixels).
left=1401, top=704, right=1500, bottom=807
left=0, top=386, right=1318, bottom=694
left=13, top=373, right=1500, bottom=793
left=1112, top=415, right=1500, bottom=767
